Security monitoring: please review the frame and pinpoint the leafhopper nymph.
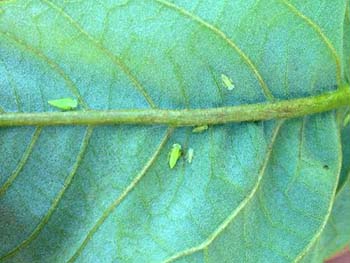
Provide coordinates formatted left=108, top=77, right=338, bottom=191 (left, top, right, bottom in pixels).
left=192, top=125, right=209, bottom=133
left=186, top=148, right=194, bottom=164
left=48, top=98, right=78, bottom=111
left=221, top=74, right=235, bottom=90
left=168, top=143, right=182, bottom=169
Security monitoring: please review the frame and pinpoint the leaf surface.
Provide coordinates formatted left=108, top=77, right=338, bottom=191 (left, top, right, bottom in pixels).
left=319, top=179, right=350, bottom=261
left=0, top=1, right=348, bottom=262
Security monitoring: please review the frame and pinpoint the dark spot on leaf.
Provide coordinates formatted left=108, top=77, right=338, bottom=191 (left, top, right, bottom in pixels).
left=323, top=165, right=329, bottom=170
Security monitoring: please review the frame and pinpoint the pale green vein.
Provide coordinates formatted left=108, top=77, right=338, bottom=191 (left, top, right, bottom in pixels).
left=257, top=191, right=304, bottom=240
left=204, top=248, right=209, bottom=263
left=243, top=209, right=248, bottom=262
left=284, top=117, right=306, bottom=194
left=0, top=31, right=89, bottom=110
left=256, top=241, right=293, bottom=261
left=165, top=51, right=190, bottom=108
left=294, top=115, right=342, bottom=262
left=0, top=57, right=23, bottom=112
left=40, top=0, right=157, bottom=109
left=68, top=127, right=174, bottom=262
left=280, top=0, right=342, bottom=85
left=152, top=0, right=274, bottom=101
left=0, top=126, right=94, bottom=261
left=163, top=121, right=284, bottom=263
left=0, top=127, right=42, bottom=197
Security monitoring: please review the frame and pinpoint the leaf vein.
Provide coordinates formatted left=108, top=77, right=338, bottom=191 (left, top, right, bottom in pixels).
left=0, top=57, right=23, bottom=112
left=0, top=126, right=94, bottom=261
left=294, top=115, right=342, bottom=262
left=67, top=127, right=174, bottom=263
left=0, top=127, right=42, bottom=198
left=152, top=0, right=274, bottom=101
left=284, top=117, right=306, bottom=194
left=257, top=189, right=305, bottom=240
left=0, top=31, right=89, bottom=110
left=40, top=0, right=157, bottom=109
left=279, top=0, right=342, bottom=85
left=163, top=120, right=284, bottom=263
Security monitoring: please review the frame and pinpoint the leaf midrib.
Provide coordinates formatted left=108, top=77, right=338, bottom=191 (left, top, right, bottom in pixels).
left=0, top=1, right=347, bottom=262
left=1, top=88, right=349, bottom=127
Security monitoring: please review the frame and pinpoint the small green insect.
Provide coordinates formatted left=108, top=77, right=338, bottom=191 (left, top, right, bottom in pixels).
left=192, top=125, right=209, bottom=133
left=168, top=143, right=182, bottom=169
left=221, top=74, right=235, bottom=90
left=344, top=114, right=350, bottom=127
left=48, top=98, right=78, bottom=111
left=186, top=148, right=194, bottom=164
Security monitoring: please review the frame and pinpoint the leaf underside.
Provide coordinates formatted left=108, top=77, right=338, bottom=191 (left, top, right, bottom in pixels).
left=0, top=1, right=349, bottom=262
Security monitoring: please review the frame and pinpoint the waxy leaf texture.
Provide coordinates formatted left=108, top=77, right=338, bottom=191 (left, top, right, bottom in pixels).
left=1, top=1, right=350, bottom=262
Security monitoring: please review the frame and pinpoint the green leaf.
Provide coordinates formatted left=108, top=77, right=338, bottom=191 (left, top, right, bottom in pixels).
left=319, top=116, right=350, bottom=260
left=318, top=179, right=350, bottom=261
left=0, top=1, right=348, bottom=262
left=301, top=122, right=350, bottom=263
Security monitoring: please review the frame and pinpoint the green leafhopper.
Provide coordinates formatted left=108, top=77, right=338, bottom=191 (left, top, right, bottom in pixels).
left=192, top=125, right=209, bottom=133
left=168, top=143, right=182, bottom=169
left=186, top=148, right=194, bottom=164
left=221, top=74, right=234, bottom=90
left=48, top=98, right=78, bottom=111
